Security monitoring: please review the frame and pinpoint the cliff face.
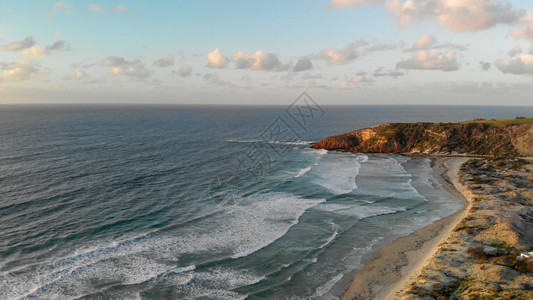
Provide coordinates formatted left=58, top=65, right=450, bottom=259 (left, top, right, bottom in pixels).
left=312, top=122, right=533, bottom=157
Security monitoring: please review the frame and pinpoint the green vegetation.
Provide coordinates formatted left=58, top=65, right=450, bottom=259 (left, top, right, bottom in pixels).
left=460, top=118, right=533, bottom=127
left=490, top=240, right=514, bottom=251
left=442, top=276, right=476, bottom=297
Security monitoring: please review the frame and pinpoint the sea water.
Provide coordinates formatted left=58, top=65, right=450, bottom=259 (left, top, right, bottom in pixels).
left=1, top=104, right=532, bottom=299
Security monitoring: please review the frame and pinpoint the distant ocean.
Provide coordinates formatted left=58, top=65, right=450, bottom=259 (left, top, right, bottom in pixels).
left=1, top=104, right=533, bottom=299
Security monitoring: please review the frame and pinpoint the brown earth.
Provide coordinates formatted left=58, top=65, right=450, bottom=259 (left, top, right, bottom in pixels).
left=311, top=122, right=533, bottom=158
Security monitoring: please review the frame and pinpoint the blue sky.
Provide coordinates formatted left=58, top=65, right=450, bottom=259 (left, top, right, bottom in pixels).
left=1, top=0, right=533, bottom=105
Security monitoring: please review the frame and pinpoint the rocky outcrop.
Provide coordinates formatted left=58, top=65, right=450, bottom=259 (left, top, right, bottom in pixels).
left=312, top=122, right=533, bottom=157
left=503, top=124, right=533, bottom=156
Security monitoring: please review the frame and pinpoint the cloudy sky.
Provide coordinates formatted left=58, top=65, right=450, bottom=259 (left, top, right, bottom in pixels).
left=1, top=0, right=533, bottom=105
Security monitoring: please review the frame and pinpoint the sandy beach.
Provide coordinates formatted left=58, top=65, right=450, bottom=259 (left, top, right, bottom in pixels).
left=341, top=156, right=472, bottom=300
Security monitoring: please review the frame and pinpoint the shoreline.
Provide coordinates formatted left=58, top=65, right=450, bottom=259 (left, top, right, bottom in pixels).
left=340, top=156, right=473, bottom=300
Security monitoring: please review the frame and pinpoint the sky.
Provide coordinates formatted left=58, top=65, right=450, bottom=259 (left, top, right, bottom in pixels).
left=1, top=0, right=533, bottom=105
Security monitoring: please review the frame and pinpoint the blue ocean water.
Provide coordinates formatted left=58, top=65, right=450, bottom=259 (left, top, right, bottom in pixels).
left=1, top=104, right=532, bottom=299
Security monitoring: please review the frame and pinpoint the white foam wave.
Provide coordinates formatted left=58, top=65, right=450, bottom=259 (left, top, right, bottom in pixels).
left=293, top=148, right=328, bottom=178
left=389, top=158, right=426, bottom=198
left=313, top=273, right=344, bottom=299
left=275, top=140, right=314, bottom=146
left=0, top=193, right=323, bottom=299
left=226, top=139, right=313, bottom=146
left=350, top=236, right=384, bottom=267
left=174, top=265, right=196, bottom=274
left=294, top=166, right=312, bottom=178
left=312, top=154, right=367, bottom=195
left=316, top=203, right=406, bottom=219
left=303, top=257, right=318, bottom=264
left=313, top=148, right=328, bottom=156
left=230, top=193, right=325, bottom=258
left=225, top=138, right=262, bottom=143
left=173, top=267, right=262, bottom=299
left=355, top=156, right=428, bottom=202
left=174, top=272, right=194, bottom=285
left=318, top=228, right=338, bottom=249
left=406, top=178, right=427, bottom=202
left=356, top=154, right=369, bottom=163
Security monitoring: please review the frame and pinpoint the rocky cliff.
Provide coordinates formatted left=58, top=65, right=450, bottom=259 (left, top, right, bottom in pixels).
left=312, top=121, right=533, bottom=157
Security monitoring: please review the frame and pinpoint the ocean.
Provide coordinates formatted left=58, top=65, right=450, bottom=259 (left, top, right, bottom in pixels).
left=1, top=104, right=533, bottom=299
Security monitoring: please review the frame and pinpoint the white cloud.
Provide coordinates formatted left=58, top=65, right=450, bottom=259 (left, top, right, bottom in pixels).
left=153, top=54, right=175, bottom=67
left=329, top=0, right=385, bottom=8
left=406, top=35, right=466, bottom=52
left=340, top=74, right=373, bottom=89
left=3, top=37, right=67, bottom=58
left=512, top=11, right=533, bottom=43
left=22, top=46, right=46, bottom=58
left=89, top=4, right=104, bottom=13
left=396, top=50, right=458, bottom=71
left=430, top=81, right=529, bottom=94
left=88, top=4, right=136, bottom=15
left=414, top=34, right=436, bottom=49
left=114, top=5, right=135, bottom=14
left=364, top=42, right=400, bottom=53
left=202, top=72, right=218, bottom=81
left=174, top=66, right=192, bottom=77
left=508, top=45, right=523, bottom=57
left=46, top=40, right=67, bottom=52
left=292, top=57, right=313, bottom=72
left=234, top=51, right=288, bottom=71
left=103, top=56, right=125, bottom=66
left=0, top=60, right=48, bottom=81
left=348, top=75, right=372, bottom=83
left=316, top=39, right=368, bottom=64
left=75, top=69, right=88, bottom=80
left=207, top=48, right=229, bottom=68
left=382, top=0, right=524, bottom=32
left=3, top=36, right=35, bottom=51
left=48, top=2, right=72, bottom=19
left=430, top=42, right=467, bottom=51
left=479, top=61, right=491, bottom=71
left=384, top=0, right=429, bottom=27
left=495, top=54, right=533, bottom=74
left=103, top=56, right=150, bottom=79
left=437, top=0, right=521, bottom=32
left=301, top=73, right=323, bottom=80
left=373, top=67, right=404, bottom=77
left=202, top=72, right=234, bottom=87
left=64, top=69, right=103, bottom=84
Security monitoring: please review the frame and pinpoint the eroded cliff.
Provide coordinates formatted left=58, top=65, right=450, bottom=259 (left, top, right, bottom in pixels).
left=312, top=120, right=533, bottom=157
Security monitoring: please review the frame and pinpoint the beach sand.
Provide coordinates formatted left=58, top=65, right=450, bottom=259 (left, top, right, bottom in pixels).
left=340, top=156, right=472, bottom=300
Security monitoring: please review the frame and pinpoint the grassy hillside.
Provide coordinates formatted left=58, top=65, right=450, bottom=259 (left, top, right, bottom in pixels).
left=460, top=118, right=533, bottom=127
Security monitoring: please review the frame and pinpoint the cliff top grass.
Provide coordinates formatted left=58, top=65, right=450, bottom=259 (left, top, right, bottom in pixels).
left=459, top=118, right=533, bottom=127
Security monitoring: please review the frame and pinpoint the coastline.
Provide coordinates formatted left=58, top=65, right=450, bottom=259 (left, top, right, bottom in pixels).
left=341, top=156, right=472, bottom=300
